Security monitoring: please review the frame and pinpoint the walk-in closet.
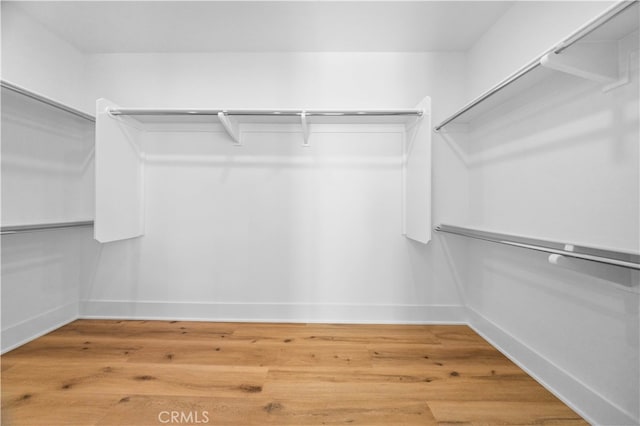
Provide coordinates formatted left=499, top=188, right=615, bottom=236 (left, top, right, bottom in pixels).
left=1, top=1, right=638, bottom=425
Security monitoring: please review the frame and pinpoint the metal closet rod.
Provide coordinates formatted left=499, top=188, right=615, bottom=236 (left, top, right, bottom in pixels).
left=108, top=108, right=423, bottom=117
left=1, top=80, right=96, bottom=123
left=433, top=0, right=638, bottom=131
left=1, top=221, right=94, bottom=235
left=435, top=224, right=640, bottom=271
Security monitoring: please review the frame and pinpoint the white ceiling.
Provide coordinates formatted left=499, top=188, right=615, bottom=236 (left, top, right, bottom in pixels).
left=11, top=1, right=513, bottom=53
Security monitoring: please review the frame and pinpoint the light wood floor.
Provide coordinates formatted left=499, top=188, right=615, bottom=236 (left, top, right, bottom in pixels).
left=1, top=320, right=586, bottom=425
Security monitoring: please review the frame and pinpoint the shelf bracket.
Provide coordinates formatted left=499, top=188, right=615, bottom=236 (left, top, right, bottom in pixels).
left=541, top=41, right=619, bottom=85
left=217, top=111, right=241, bottom=145
left=300, top=111, right=310, bottom=147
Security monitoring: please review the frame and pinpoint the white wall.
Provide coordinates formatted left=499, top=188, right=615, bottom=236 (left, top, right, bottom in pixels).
left=1, top=228, right=95, bottom=352
left=1, top=87, right=96, bottom=353
left=6, top=3, right=636, bottom=424
left=0, top=2, right=91, bottom=114
left=446, top=2, right=639, bottom=425
left=0, top=5, right=97, bottom=352
left=81, top=52, right=469, bottom=323
left=1, top=88, right=94, bottom=225
left=87, top=52, right=460, bottom=111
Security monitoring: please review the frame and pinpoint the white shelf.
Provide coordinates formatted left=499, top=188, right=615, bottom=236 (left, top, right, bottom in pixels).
left=434, top=0, right=639, bottom=131
left=108, top=107, right=425, bottom=147
left=1, top=80, right=95, bottom=122
left=109, top=108, right=423, bottom=125
left=96, top=98, right=433, bottom=244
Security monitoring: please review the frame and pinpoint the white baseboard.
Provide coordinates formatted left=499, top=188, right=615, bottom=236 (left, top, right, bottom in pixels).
left=79, top=300, right=467, bottom=324
left=466, top=307, right=638, bottom=426
left=1, top=302, right=78, bottom=354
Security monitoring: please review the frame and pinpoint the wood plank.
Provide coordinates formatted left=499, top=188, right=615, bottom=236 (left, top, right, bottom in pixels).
left=2, top=360, right=268, bottom=398
left=248, top=397, right=437, bottom=425
left=427, top=400, right=588, bottom=425
left=126, top=340, right=371, bottom=368
left=51, top=319, right=236, bottom=341
left=1, top=360, right=17, bottom=372
left=425, top=324, right=492, bottom=345
left=95, top=394, right=265, bottom=426
left=368, top=343, right=517, bottom=369
left=125, top=340, right=281, bottom=366
left=94, top=394, right=437, bottom=426
left=271, top=343, right=372, bottom=368
left=266, top=364, right=525, bottom=385
left=214, top=322, right=442, bottom=346
left=1, top=392, right=120, bottom=426
left=263, top=375, right=560, bottom=402
left=2, top=335, right=142, bottom=362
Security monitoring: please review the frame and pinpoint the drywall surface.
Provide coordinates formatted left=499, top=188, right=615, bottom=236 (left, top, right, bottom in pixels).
left=0, top=2, right=91, bottom=114
left=86, top=52, right=459, bottom=111
left=1, top=87, right=94, bottom=225
left=0, top=87, right=96, bottom=353
left=0, top=228, right=95, bottom=353
left=449, top=2, right=640, bottom=424
left=81, top=52, right=469, bottom=323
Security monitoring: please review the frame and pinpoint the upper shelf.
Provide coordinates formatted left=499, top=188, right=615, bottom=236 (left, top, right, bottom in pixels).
left=434, top=0, right=639, bottom=132
left=107, top=107, right=427, bottom=145
left=1, top=80, right=95, bottom=123
left=108, top=108, right=424, bottom=125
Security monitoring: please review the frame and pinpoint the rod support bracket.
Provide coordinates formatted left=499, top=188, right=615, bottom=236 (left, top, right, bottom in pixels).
left=301, top=111, right=310, bottom=147
left=218, top=111, right=242, bottom=146
left=217, top=111, right=241, bottom=146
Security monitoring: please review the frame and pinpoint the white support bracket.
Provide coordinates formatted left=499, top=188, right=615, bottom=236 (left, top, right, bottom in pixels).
left=300, top=111, right=310, bottom=147
left=217, top=111, right=241, bottom=145
left=541, top=41, right=619, bottom=85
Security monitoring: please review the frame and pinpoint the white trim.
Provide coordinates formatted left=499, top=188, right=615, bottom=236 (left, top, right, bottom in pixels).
left=466, top=307, right=638, bottom=426
left=79, top=300, right=467, bottom=324
left=1, top=302, right=78, bottom=354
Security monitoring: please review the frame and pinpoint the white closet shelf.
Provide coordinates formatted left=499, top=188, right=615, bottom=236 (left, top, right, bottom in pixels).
left=1, top=80, right=95, bottom=122
left=107, top=107, right=426, bottom=146
left=108, top=108, right=423, bottom=124
left=434, top=0, right=639, bottom=132
left=96, top=97, right=433, bottom=244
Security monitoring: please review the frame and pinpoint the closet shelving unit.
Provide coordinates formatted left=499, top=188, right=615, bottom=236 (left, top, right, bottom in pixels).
left=0, top=80, right=96, bottom=236
left=434, top=0, right=639, bottom=131
left=434, top=0, right=640, bottom=272
left=107, top=107, right=424, bottom=146
left=97, top=98, right=432, bottom=244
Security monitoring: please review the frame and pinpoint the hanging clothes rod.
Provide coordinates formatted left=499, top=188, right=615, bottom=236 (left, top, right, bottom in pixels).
left=435, top=224, right=640, bottom=271
left=1, top=221, right=94, bottom=235
left=1, top=80, right=96, bottom=123
left=107, top=108, right=423, bottom=117
left=433, top=0, right=637, bottom=131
